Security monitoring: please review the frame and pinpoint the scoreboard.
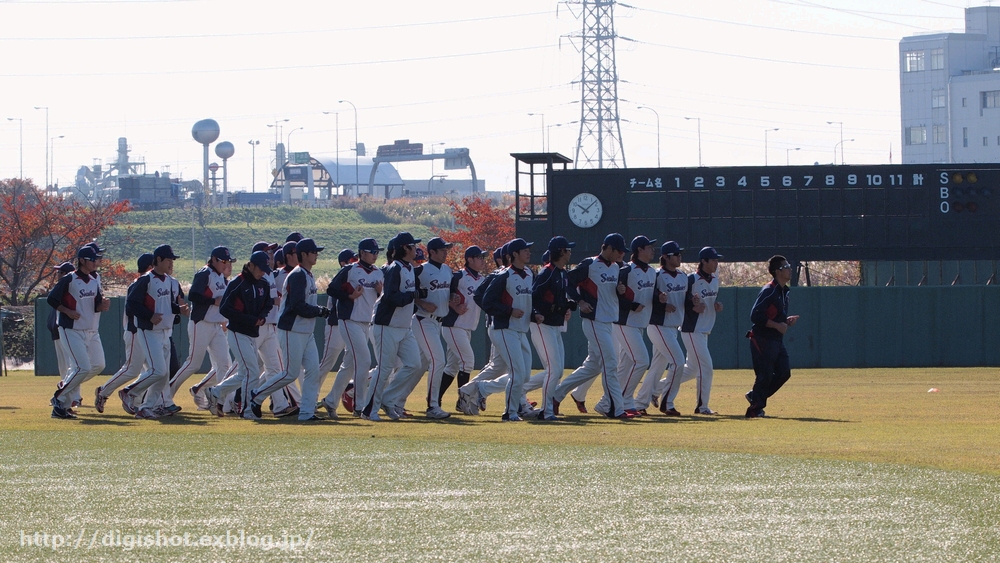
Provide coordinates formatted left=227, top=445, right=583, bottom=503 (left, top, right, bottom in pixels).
left=515, top=164, right=1000, bottom=262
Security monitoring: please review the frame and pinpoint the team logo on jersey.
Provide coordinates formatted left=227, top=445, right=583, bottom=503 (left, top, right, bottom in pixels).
left=78, top=289, right=96, bottom=297
left=309, top=286, right=317, bottom=295
left=157, top=288, right=171, bottom=297
left=700, top=288, right=718, bottom=299
left=404, top=280, right=416, bottom=291
left=359, top=279, right=379, bottom=289
left=637, top=279, right=655, bottom=289
left=663, top=282, right=686, bottom=292
left=515, top=285, right=531, bottom=296
left=599, top=273, right=618, bottom=283
left=429, top=280, right=449, bottom=291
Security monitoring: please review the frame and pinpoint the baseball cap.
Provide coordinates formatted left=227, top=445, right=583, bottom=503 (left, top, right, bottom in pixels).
left=465, top=245, right=488, bottom=259
left=414, top=247, right=426, bottom=261
left=210, top=246, right=235, bottom=262
left=699, top=246, right=723, bottom=261
left=427, top=237, right=454, bottom=251
left=492, top=247, right=502, bottom=261
left=660, top=241, right=684, bottom=256
left=136, top=253, right=154, bottom=273
left=252, top=241, right=279, bottom=253
left=53, top=261, right=75, bottom=274
left=153, top=244, right=179, bottom=260
left=541, top=250, right=551, bottom=264
left=547, top=236, right=576, bottom=252
left=86, top=241, right=105, bottom=254
left=507, top=238, right=533, bottom=253
left=295, top=238, right=324, bottom=254
left=281, top=241, right=297, bottom=257
left=249, top=251, right=272, bottom=274
left=285, top=232, right=304, bottom=243
left=77, top=246, right=102, bottom=261
left=603, top=233, right=627, bottom=252
left=338, top=249, right=358, bottom=264
left=273, top=249, right=285, bottom=265
left=630, top=236, right=657, bottom=253
left=394, top=232, right=422, bottom=247
left=358, top=238, right=383, bottom=253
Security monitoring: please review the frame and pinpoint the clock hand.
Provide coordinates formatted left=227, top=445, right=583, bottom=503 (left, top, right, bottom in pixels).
left=583, top=199, right=599, bottom=211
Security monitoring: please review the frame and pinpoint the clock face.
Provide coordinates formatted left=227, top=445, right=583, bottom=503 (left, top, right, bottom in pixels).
left=568, top=192, right=603, bottom=228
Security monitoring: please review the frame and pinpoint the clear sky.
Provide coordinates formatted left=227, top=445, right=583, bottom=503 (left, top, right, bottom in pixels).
left=0, top=0, right=978, bottom=193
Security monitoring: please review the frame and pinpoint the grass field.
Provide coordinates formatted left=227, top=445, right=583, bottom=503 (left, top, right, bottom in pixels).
left=2, top=368, right=999, bottom=561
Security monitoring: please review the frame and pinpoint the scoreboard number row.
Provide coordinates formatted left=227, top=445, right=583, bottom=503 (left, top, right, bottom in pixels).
left=657, top=174, right=921, bottom=189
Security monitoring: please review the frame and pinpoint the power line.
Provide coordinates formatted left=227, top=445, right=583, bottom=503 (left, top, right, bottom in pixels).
left=630, top=38, right=895, bottom=72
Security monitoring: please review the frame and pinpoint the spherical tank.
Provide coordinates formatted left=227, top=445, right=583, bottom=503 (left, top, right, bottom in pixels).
left=191, top=119, right=221, bottom=145
left=215, top=141, right=235, bottom=159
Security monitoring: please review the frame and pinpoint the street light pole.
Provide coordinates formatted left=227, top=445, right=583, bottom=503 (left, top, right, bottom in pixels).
left=527, top=112, right=545, bottom=152
left=267, top=118, right=289, bottom=166
left=834, top=139, right=855, bottom=165
left=827, top=121, right=844, bottom=165
left=339, top=100, right=359, bottom=195
left=637, top=106, right=661, bottom=167
left=684, top=117, right=702, bottom=167
left=764, top=128, right=779, bottom=166
left=6, top=117, right=22, bottom=179
left=322, top=111, right=340, bottom=187
left=248, top=139, right=259, bottom=193
left=286, top=126, right=304, bottom=158
left=34, top=106, right=48, bottom=188
left=786, top=147, right=801, bottom=166
left=49, top=135, right=64, bottom=189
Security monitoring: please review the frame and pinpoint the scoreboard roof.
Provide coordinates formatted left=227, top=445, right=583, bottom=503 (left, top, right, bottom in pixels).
left=514, top=164, right=1000, bottom=262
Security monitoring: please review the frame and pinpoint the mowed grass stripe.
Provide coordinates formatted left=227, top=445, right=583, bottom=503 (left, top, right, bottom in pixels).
left=5, top=368, right=999, bottom=474
left=1, top=432, right=998, bottom=562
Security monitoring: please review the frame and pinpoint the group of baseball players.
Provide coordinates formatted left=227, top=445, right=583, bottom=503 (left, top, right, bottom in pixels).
left=47, top=228, right=798, bottom=422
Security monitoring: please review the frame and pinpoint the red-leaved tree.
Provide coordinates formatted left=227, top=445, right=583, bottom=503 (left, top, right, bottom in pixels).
left=432, top=195, right=515, bottom=271
left=0, top=178, right=132, bottom=304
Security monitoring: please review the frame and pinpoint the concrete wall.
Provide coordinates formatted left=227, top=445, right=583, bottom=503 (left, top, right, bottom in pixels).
left=34, top=286, right=1000, bottom=376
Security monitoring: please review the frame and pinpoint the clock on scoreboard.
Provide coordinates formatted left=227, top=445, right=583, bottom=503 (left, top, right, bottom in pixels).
left=515, top=164, right=1000, bottom=262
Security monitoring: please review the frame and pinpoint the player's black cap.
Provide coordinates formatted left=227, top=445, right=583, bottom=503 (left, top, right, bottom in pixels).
left=395, top=232, right=421, bottom=247
left=136, top=253, right=154, bottom=273
left=699, top=246, right=723, bottom=260
left=427, top=237, right=454, bottom=251
left=603, top=233, right=627, bottom=252
left=273, top=249, right=285, bottom=265
left=295, top=238, right=324, bottom=254
left=54, top=261, right=75, bottom=274
left=153, top=244, right=179, bottom=260
left=631, top=236, right=657, bottom=252
left=660, top=241, right=684, bottom=256
left=492, top=247, right=502, bottom=261
left=507, top=238, right=533, bottom=253
left=465, top=245, right=488, bottom=259
left=250, top=251, right=272, bottom=274
left=252, top=241, right=279, bottom=253
left=358, top=238, right=382, bottom=253
left=339, top=249, right=358, bottom=264
left=86, top=242, right=105, bottom=254
left=211, top=246, right=235, bottom=262
left=281, top=241, right=297, bottom=257
left=78, top=246, right=102, bottom=261
left=285, top=232, right=304, bottom=243
left=547, top=236, right=576, bottom=252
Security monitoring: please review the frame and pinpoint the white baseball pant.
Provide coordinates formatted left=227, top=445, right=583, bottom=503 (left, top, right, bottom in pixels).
left=127, top=328, right=171, bottom=410
left=364, top=325, right=419, bottom=417
left=443, top=326, right=475, bottom=375
left=682, top=331, right=715, bottom=412
left=553, top=318, right=625, bottom=417
left=639, top=325, right=688, bottom=410
left=471, top=327, right=508, bottom=383
left=254, top=324, right=296, bottom=413
left=99, top=331, right=147, bottom=399
left=54, top=328, right=106, bottom=408
left=324, top=320, right=371, bottom=413
left=489, top=328, right=532, bottom=417
left=211, top=330, right=261, bottom=411
left=316, top=322, right=346, bottom=402
left=382, top=339, right=429, bottom=413
left=413, top=316, right=447, bottom=409
left=256, top=329, right=319, bottom=420
left=167, top=320, right=231, bottom=405
left=596, top=324, right=649, bottom=412
left=530, top=322, right=565, bottom=417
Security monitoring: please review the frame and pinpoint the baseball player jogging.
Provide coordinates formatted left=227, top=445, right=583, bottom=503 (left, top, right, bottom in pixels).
left=246, top=238, right=330, bottom=421
left=596, top=235, right=656, bottom=416
left=166, top=246, right=235, bottom=410
left=681, top=246, right=724, bottom=415
left=550, top=233, right=633, bottom=420
left=478, top=238, right=535, bottom=421
left=94, top=253, right=154, bottom=413
left=637, top=241, right=688, bottom=416
left=362, top=232, right=421, bottom=421
left=202, top=251, right=273, bottom=418
left=120, top=245, right=188, bottom=419
left=745, top=255, right=799, bottom=418
left=440, top=245, right=488, bottom=410
left=528, top=236, right=576, bottom=420
left=48, top=245, right=110, bottom=419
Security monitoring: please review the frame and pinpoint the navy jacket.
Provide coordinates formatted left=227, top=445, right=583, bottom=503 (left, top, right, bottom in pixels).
left=749, top=280, right=790, bottom=341
left=532, top=263, right=576, bottom=327
left=221, top=269, right=273, bottom=337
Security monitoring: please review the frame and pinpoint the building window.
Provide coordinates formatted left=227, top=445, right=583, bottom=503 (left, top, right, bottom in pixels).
left=931, top=48, right=944, bottom=70
left=905, top=126, right=927, bottom=145
left=933, top=125, right=948, bottom=144
left=963, top=98, right=968, bottom=107
left=985, top=137, right=990, bottom=147
left=905, top=51, right=926, bottom=72
left=932, top=89, right=946, bottom=108
left=983, top=90, right=1000, bottom=108
left=963, top=127, right=968, bottom=148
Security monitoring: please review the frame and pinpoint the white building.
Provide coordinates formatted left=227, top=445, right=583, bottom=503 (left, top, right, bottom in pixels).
left=900, top=6, right=1000, bottom=164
